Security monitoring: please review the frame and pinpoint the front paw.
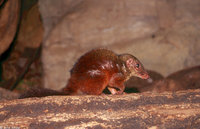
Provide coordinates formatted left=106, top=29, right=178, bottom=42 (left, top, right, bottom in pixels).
left=115, top=90, right=125, bottom=95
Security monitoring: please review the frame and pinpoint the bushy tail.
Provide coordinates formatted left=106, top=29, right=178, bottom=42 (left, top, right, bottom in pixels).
left=19, top=88, right=70, bottom=99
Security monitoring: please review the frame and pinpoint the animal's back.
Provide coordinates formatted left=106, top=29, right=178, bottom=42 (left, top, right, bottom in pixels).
left=71, top=48, right=118, bottom=74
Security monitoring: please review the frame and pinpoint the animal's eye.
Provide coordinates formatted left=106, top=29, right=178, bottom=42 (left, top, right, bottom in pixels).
left=135, top=63, right=140, bottom=68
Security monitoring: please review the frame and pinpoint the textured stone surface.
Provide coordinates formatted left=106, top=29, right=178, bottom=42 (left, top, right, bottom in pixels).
left=17, top=4, right=43, bottom=50
left=0, top=89, right=200, bottom=128
left=0, top=0, right=20, bottom=55
left=1, top=3, right=43, bottom=88
left=0, top=88, right=19, bottom=100
left=38, top=0, right=200, bottom=90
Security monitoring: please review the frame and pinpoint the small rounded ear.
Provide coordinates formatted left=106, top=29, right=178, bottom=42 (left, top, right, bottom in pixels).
left=126, top=58, right=134, bottom=68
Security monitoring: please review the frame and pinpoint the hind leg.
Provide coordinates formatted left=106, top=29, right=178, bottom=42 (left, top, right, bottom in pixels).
left=66, top=72, right=108, bottom=95
left=81, top=74, right=107, bottom=95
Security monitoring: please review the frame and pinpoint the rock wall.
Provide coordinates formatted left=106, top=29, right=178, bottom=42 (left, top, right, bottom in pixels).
left=0, top=0, right=20, bottom=55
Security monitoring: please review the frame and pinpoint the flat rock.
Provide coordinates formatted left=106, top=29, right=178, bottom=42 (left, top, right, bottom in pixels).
left=0, top=89, right=200, bottom=128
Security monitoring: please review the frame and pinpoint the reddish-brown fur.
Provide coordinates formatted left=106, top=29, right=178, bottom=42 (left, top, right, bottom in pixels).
left=63, top=48, right=149, bottom=95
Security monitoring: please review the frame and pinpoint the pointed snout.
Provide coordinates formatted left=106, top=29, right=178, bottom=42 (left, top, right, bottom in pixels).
left=139, top=71, right=149, bottom=79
